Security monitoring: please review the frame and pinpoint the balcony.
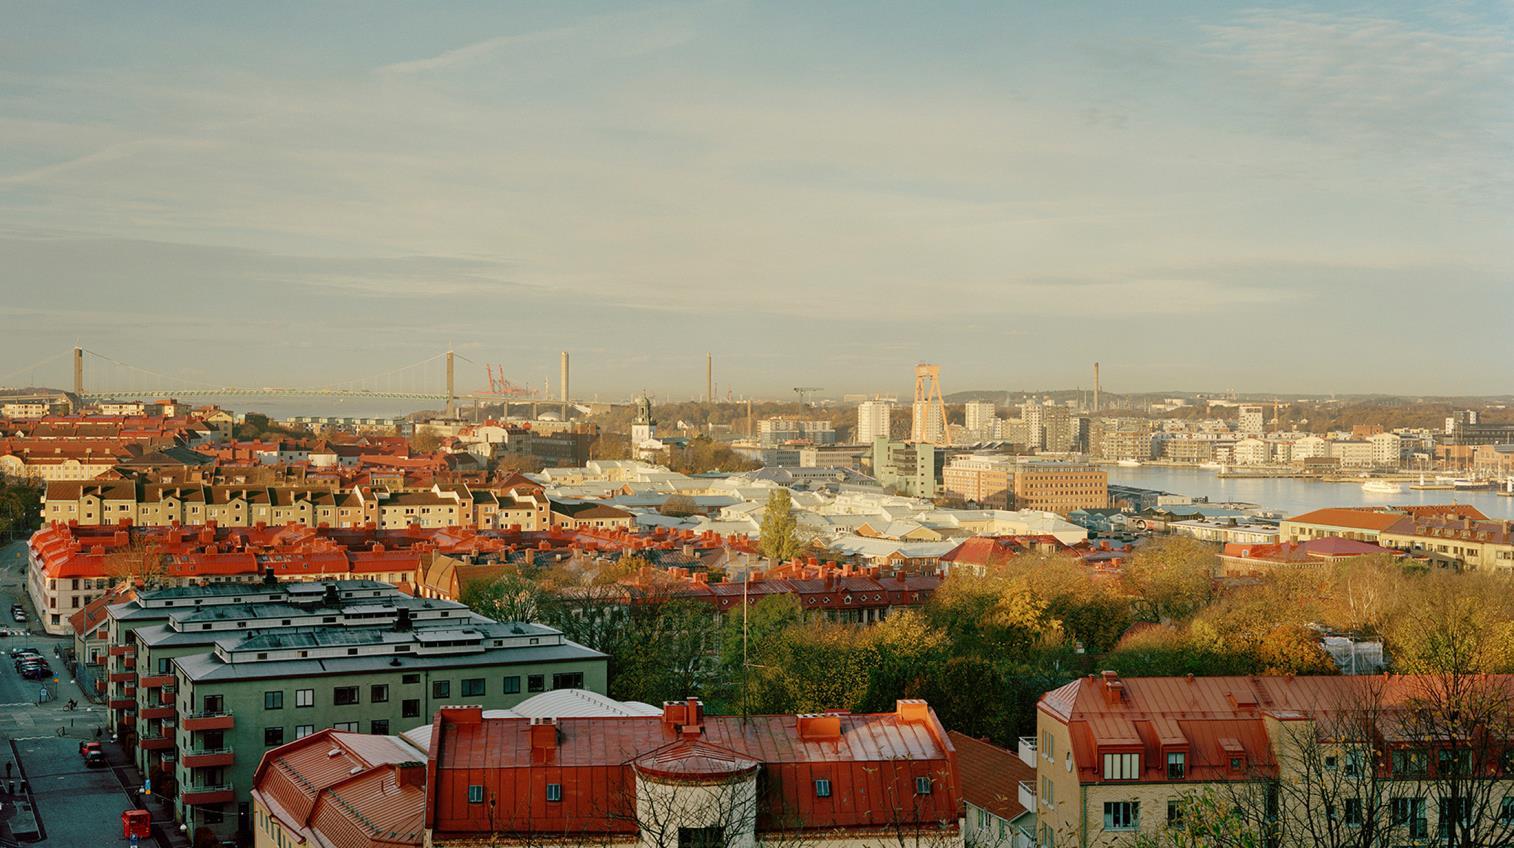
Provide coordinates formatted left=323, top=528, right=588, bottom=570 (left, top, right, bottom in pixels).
left=139, top=734, right=174, bottom=751
left=108, top=697, right=136, bottom=710
left=158, top=689, right=175, bottom=705
left=121, top=657, right=136, bottom=670
left=119, top=714, right=135, bottom=727
left=182, top=748, right=235, bottom=769
left=182, top=712, right=234, bottom=731
left=1018, top=781, right=1037, bottom=813
left=109, top=644, right=135, bottom=656
left=108, top=672, right=134, bottom=684
left=1018, top=736, right=1038, bottom=767
left=141, top=705, right=176, bottom=720
left=140, top=674, right=174, bottom=689
left=94, top=679, right=107, bottom=694
left=180, top=784, right=234, bottom=805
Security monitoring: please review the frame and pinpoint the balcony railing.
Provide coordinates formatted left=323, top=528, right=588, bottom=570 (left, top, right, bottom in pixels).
left=182, top=712, right=234, bottom=731
left=1018, top=736, right=1038, bottom=767
left=1018, top=780, right=1037, bottom=813
left=139, top=734, right=174, bottom=751
left=182, top=748, right=235, bottom=769
left=109, top=644, right=134, bottom=656
left=180, top=784, right=235, bottom=805
left=140, top=674, right=174, bottom=689
left=140, top=705, right=175, bottom=720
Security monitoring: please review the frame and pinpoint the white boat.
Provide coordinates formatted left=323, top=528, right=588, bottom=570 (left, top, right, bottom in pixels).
left=1199, top=462, right=1224, bottom=470
left=1116, top=459, right=1141, bottom=467
left=1361, top=480, right=1403, bottom=494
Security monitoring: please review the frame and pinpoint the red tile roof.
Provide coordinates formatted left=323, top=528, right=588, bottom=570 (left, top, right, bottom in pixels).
left=1283, top=508, right=1410, bottom=532
left=947, top=731, right=1033, bottom=822
left=252, top=729, right=426, bottom=848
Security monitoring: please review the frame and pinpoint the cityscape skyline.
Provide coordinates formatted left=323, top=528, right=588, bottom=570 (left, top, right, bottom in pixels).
left=3, top=2, right=1512, bottom=397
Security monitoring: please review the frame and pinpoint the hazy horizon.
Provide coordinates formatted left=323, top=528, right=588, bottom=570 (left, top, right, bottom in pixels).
left=3, top=2, right=1510, bottom=398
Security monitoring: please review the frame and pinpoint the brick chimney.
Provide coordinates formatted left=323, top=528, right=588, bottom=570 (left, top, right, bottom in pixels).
left=393, top=761, right=426, bottom=789
left=530, top=717, right=558, bottom=764
left=681, top=697, right=704, bottom=738
left=1101, top=670, right=1125, bottom=706
left=796, top=713, right=842, bottom=741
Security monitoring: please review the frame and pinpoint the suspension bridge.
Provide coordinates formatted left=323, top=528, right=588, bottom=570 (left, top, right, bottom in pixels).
left=0, top=347, right=570, bottom=417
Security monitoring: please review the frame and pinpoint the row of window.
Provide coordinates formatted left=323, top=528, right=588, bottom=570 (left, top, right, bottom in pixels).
left=263, top=720, right=391, bottom=746
left=252, top=672, right=586, bottom=712
left=1099, top=796, right=1514, bottom=836
left=464, top=776, right=935, bottom=805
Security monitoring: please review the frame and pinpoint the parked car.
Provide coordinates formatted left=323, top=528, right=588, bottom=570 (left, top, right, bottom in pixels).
left=10, top=645, right=40, bottom=657
left=11, top=610, right=26, bottom=623
left=84, top=750, right=107, bottom=768
left=20, top=666, right=50, bottom=680
left=80, top=741, right=103, bottom=758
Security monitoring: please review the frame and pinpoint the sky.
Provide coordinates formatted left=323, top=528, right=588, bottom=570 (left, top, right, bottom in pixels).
left=1, top=1, right=1511, bottom=402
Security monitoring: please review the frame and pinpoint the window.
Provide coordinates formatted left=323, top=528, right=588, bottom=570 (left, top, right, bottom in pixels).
left=264, top=727, right=285, bottom=747
left=552, top=672, right=584, bottom=690
left=678, top=827, right=724, bottom=848
left=1392, top=797, right=1427, bottom=838
left=402, top=673, right=420, bottom=685
left=333, top=686, right=359, bottom=706
left=370, top=684, right=389, bottom=703
left=468, top=785, right=484, bottom=804
left=1166, top=751, right=1185, bottom=780
left=527, top=674, right=545, bottom=693
left=295, top=689, right=314, bottom=708
left=503, top=676, right=521, bottom=694
left=977, top=808, right=991, bottom=828
left=333, top=721, right=359, bottom=732
left=295, top=725, right=314, bottom=739
left=1345, top=797, right=1362, bottom=827
left=816, top=779, right=832, bottom=798
left=157, top=658, right=171, bottom=674
left=402, top=699, right=420, bottom=718
left=1438, top=797, right=1472, bottom=838
left=264, top=691, right=283, bottom=710
left=1438, top=748, right=1471, bottom=777
left=433, top=680, right=451, bottom=699
left=915, top=776, right=933, bottom=795
left=1103, top=801, right=1139, bottom=831
left=1167, top=800, right=1183, bottom=826
left=546, top=783, right=562, bottom=802
left=1392, top=748, right=1428, bottom=777
left=462, top=678, right=485, bottom=697
left=1102, top=753, right=1140, bottom=780
left=204, top=694, right=224, bottom=713
left=1500, top=797, right=1514, bottom=824
left=371, top=720, right=389, bottom=735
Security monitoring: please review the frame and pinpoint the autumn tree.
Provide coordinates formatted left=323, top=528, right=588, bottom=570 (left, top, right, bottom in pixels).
left=758, top=489, right=802, bottom=562
left=1121, top=537, right=1216, bottom=622
left=658, top=494, right=700, bottom=517
left=462, top=570, right=548, bottom=623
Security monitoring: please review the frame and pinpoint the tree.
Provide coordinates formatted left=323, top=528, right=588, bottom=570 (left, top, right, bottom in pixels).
left=1121, top=537, right=1216, bottom=622
left=758, top=490, right=802, bottom=562
left=658, top=494, right=700, bottom=517
left=104, top=535, right=168, bottom=588
left=462, top=571, right=547, bottom=623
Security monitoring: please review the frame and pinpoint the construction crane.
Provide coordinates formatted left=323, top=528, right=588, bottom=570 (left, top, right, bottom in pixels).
left=482, top=364, right=532, bottom=397
left=793, top=386, right=824, bottom=409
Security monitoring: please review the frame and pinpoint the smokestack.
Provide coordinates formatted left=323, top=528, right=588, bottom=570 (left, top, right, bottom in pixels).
left=446, top=350, right=456, bottom=418
left=1093, top=362, right=1101, bottom=414
left=706, top=353, right=713, bottom=404
left=560, top=351, right=569, bottom=419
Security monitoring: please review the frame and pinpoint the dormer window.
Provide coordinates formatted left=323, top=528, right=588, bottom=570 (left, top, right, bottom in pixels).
left=1103, top=753, right=1140, bottom=780
left=1166, top=752, right=1186, bottom=780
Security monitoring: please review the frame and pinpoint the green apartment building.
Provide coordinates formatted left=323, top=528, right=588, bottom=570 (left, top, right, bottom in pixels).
left=103, top=579, right=607, bottom=842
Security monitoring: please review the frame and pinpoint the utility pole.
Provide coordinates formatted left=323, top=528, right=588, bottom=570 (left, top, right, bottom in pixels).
left=706, top=353, right=713, bottom=404
left=560, top=351, right=570, bottom=420
left=73, top=347, right=84, bottom=399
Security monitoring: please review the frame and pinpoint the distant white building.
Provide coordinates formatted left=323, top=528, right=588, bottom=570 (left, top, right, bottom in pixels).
left=1238, top=404, right=1265, bottom=435
left=856, top=400, right=893, bottom=445
left=964, top=400, right=997, bottom=434
left=1369, top=432, right=1403, bottom=468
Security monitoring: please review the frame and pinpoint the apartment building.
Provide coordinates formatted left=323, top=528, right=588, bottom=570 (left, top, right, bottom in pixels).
left=1378, top=516, right=1514, bottom=571
left=942, top=454, right=1016, bottom=508
left=756, top=417, right=838, bottom=447
left=950, top=730, right=1036, bottom=848
left=1012, top=465, right=1108, bottom=514
left=1237, top=404, right=1265, bottom=435
left=1035, top=672, right=1514, bottom=848
left=167, top=613, right=606, bottom=839
left=965, top=401, right=998, bottom=434
left=42, top=480, right=549, bottom=531
left=856, top=400, right=894, bottom=444
left=871, top=437, right=940, bottom=498
left=423, top=698, right=961, bottom=848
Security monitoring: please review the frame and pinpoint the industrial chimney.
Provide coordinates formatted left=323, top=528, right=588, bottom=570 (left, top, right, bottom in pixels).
left=706, top=353, right=713, bottom=404
left=1093, top=362, right=1101, bottom=413
left=560, top=351, right=569, bottom=419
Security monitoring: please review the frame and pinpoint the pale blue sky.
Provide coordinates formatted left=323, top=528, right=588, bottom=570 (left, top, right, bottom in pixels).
left=1, top=2, right=1510, bottom=400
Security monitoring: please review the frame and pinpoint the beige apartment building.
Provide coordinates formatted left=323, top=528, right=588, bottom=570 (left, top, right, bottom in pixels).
left=1377, top=516, right=1514, bottom=571
left=1012, top=465, right=1107, bottom=514
left=942, top=455, right=1015, bottom=508
left=1035, top=672, right=1514, bottom=848
left=42, top=481, right=549, bottom=531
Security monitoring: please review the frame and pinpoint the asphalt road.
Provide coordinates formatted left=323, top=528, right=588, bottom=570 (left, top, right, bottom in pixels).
left=13, top=735, right=137, bottom=846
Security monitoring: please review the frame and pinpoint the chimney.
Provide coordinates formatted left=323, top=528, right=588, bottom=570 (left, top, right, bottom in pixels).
left=681, top=697, right=704, bottom=738
left=393, top=761, right=426, bottom=789
left=896, top=699, right=929, bottom=723
left=1093, top=362, right=1101, bottom=413
left=661, top=700, right=689, bottom=730
left=1101, top=670, right=1125, bottom=706
left=322, top=583, right=340, bottom=608
left=530, top=717, right=558, bottom=763
left=262, top=566, right=277, bottom=586
left=796, top=714, right=842, bottom=741
left=395, top=607, right=413, bottom=631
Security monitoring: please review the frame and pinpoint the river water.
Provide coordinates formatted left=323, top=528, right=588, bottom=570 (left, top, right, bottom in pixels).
left=1104, top=465, right=1514, bottom=520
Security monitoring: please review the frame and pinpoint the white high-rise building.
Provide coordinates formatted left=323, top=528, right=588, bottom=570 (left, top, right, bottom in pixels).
left=964, top=401, right=997, bottom=434
left=856, top=401, right=893, bottom=445
left=911, top=400, right=944, bottom=445
left=1238, top=405, right=1265, bottom=436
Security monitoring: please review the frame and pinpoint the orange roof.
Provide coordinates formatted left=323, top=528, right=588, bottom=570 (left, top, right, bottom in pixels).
left=1283, top=508, right=1411, bottom=532
left=252, top=729, right=426, bottom=848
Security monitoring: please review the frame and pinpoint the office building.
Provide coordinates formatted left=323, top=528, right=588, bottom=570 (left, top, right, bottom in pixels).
left=1237, top=404, right=1265, bottom=435
left=1011, top=465, right=1108, bottom=514
left=871, top=437, right=939, bottom=498
left=942, top=455, right=1016, bottom=508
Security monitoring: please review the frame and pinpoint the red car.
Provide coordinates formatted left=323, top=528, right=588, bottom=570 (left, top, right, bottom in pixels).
left=79, top=741, right=102, bottom=758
